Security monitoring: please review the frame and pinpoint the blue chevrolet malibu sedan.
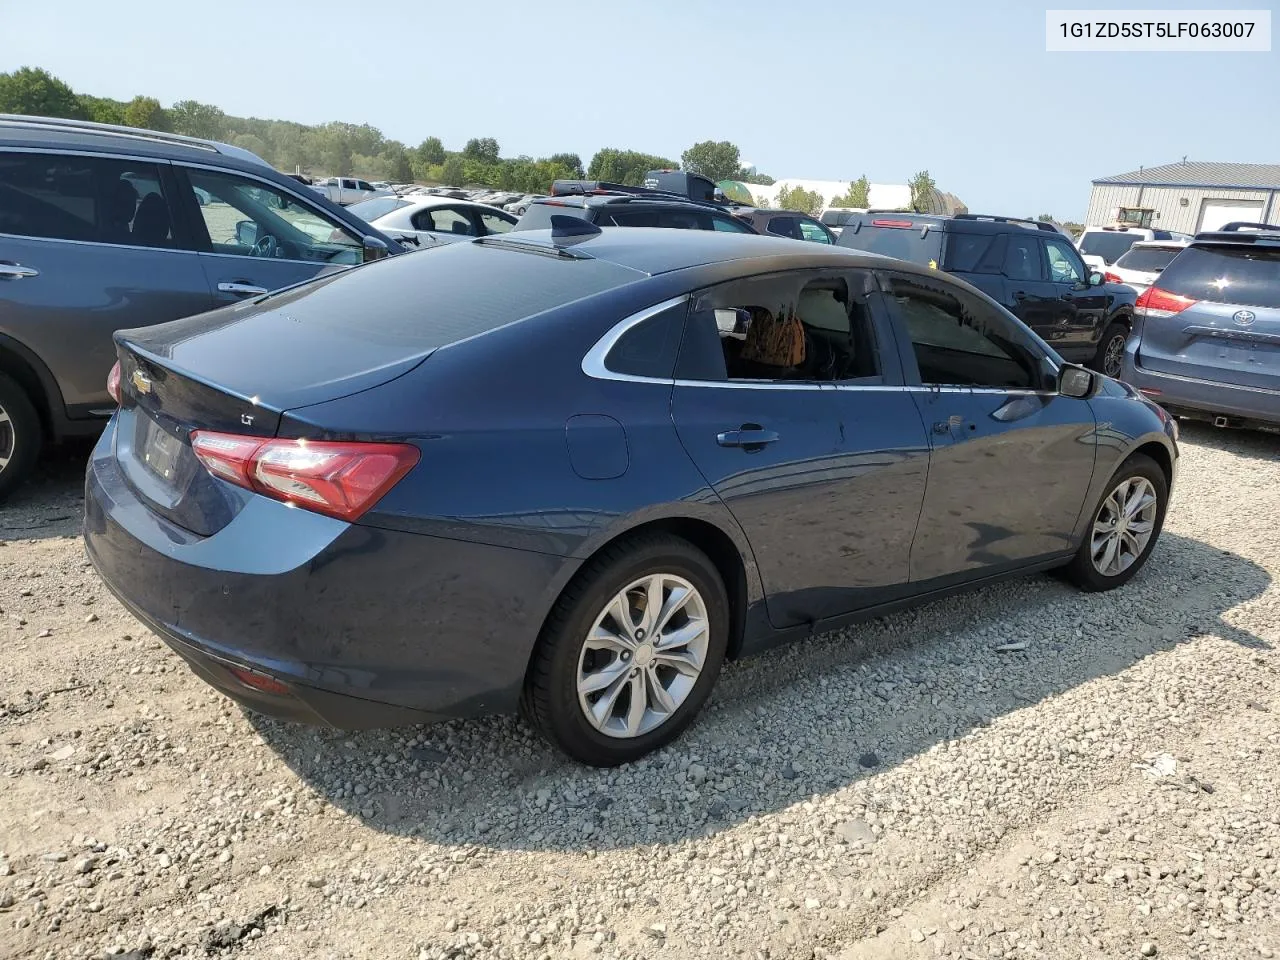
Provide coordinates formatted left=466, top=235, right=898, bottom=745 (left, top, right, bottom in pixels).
left=85, top=224, right=1179, bottom=766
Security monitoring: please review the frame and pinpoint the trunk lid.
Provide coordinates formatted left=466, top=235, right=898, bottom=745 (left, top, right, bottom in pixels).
left=112, top=269, right=436, bottom=535
left=1136, top=243, right=1280, bottom=390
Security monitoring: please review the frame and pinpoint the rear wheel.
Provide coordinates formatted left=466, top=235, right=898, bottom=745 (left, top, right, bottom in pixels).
left=1092, top=321, right=1128, bottom=378
left=1063, top=453, right=1168, bottom=592
left=522, top=534, right=729, bottom=766
left=0, top=373, right=42, bottom=502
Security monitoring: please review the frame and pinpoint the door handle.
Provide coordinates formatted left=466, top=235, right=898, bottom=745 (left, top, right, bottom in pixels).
left=1012, top=291, right=1027, bottom=301
left=716, top=425, right=779, bottom=450
left=218, top=281, right=269, bottom=297
left=0, top=261, right=39, bottom=279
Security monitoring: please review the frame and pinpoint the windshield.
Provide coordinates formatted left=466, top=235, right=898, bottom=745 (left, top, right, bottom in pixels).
left=346, top=196, right=410, bottom=223
left=1114, top=246, right=1182, bottom=273
left=1158, top=244, right=1280, bottom=309
left=1079, top=231, right=1141, bottom=264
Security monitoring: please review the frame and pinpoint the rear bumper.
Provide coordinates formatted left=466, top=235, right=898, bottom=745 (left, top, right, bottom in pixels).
left=1124, top=350, right=1280, bottom=428
left=84, top=420, right=565, bottom=728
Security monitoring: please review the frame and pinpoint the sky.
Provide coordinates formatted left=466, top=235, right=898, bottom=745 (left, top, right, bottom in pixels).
left=2, top=0, right=1277, bottom=221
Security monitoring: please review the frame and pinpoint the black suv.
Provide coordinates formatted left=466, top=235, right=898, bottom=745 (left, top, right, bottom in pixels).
left=837, top=213, right=1137, bottom=376
left=513, top=177, right=758, bottom=235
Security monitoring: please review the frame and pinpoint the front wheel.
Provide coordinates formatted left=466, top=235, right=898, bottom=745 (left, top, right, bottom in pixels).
left=522, top=534, right=729, bottom=766
left=1092, top=321, right=1128, bottom=379
left=1063, top=453, right=1168, bottom=592
left=0, top=373, right=42, bottom=503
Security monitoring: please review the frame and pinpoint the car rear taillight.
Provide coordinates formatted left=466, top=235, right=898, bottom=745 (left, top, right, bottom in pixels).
left=1104, top=272, right=1123, bottom=284
left=107, top=361, right=121, bottom=404
left=1135, top=286, right=1197, bottom=319
left=871, top=219, right=914, bottom=228
left=190, top=431, right=420, bottom=521
left=227, top=666, right=291, bottom=696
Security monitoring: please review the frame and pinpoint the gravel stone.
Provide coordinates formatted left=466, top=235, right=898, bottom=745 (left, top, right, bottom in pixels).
left=1, top=424, right=1278, bottom=960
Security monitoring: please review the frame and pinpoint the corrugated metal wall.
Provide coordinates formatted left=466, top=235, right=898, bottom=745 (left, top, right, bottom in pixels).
left=1086, top=183, right=1280, bottom=233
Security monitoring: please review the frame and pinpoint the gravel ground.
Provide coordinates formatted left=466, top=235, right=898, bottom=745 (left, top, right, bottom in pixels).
left=1, top=424, right=1278, bottom=960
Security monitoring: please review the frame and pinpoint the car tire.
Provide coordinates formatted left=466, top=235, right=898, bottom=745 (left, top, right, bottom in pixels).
left=1063, top=453, right=1168, bottom=593
left=522, top=533, right=729, bottom=767
left=1092, top=321, right=1128, bottom=379
left=0, top=372, right=42, bottom=503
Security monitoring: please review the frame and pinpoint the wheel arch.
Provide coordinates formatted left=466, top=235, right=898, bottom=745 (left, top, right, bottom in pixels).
left=529, top=510, right=762, bottom=680
left=0, top=332, right=62, bottom=439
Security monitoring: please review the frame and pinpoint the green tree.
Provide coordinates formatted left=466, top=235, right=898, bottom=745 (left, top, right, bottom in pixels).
left=440, top=155, right=466, bottom=186
left=742, top=172, right=775, bottom=185
left=775, top=184, right=825, bottom=217
left=680, top=140, right=741, bottom=182
left=463, top=137, right=500, bottom=163
left=169, top=100, right=227, bottom=140
left=79, top=95, right=126, bottom=125
left=0, top=66, right=88, bottom=119
left=123, top=95, right=167, bottom=131
left=908, top=169, right=937, bottom=213
left=547, top=152, right=584, bottom=178
left=587, top=148, right=679, bottom=185
left=416, top=136, right=445, bottom=165
left=831, top=175, right=870, bottom=208
left=1037, top=213, right=1055, bottom=222
left=381, top=143, right=414, bottom=183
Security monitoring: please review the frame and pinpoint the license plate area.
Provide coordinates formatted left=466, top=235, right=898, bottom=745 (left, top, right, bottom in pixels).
left=141, top=417, right=184, bottom=482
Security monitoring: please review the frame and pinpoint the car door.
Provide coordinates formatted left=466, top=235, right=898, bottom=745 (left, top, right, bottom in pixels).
left=669, top=269, right=928, bottom=627
left=880, top=270, right=1097, bottom=584
left=0, top=150, right=213, bottom=419
left=1043, top=235, right=1106, bottom=351
left=1000, top=230, right=1064, bottom=344
left=175, top=165, right=367, bottom=306
left=475, top=208, right=517, bottom=237
left=410, top=204, right=478, bottom=243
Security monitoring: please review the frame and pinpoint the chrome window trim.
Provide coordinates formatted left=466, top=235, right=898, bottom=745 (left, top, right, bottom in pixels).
left=0, top=230, right=198, bottom=256
left=196, top=249, right=360, bottom=268
left=581, top=295, right=690, bottom=384
left=583, top=295, right=1063, bottom=397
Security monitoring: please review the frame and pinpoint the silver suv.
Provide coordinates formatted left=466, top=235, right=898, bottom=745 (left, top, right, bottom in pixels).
left=1124, top=223, right=1280, bottom=432
left=0, top=115, right=403, bottom=498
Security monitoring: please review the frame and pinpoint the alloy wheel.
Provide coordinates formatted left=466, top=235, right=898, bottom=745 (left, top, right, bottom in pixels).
left=1090, top=476, right=1158, bottom=577
left=1103, top=333, right=1126, bottom=378
left=0, top=402, right=13, bottom=475
left=576, top=573, right=709, bottom=739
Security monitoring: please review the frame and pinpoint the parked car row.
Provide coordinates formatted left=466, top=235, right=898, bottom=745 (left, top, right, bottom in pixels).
left=9, top=113, right=1276, bottom=769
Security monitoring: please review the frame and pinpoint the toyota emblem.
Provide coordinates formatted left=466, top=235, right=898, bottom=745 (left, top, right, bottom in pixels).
left=1234, top=310, right=1257, bottom=326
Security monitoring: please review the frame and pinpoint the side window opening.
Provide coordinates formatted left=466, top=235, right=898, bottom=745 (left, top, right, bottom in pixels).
left=1002, top=234, right=1044, bottom=281
left=676, top=272, right=880, bottom=383
left=944, top=231, right=1006, bottom=273
left=603, top=302, right=687, bottom=379
left=888, top=274, right=1043, bottom=390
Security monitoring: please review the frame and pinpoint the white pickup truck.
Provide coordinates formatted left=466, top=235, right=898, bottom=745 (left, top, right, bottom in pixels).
left=309, top=177, right=394, bottom=206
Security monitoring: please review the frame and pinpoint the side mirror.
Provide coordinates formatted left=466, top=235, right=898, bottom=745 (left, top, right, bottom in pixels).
left=1089, top=271, right=1104, bottom=286
left=715, top=308, right=752, bottom=340
left=362, top=236, right=390, bottom=263
left=1059, top=363, right=1097, bottom=398
left=234, top=220, right=258, bottom=246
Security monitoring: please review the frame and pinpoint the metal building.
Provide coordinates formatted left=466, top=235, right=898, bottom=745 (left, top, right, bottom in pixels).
left=1086, top=161, right=1280, bottom=234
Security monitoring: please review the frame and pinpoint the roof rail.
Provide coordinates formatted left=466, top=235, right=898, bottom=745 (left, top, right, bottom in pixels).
left=954, top=213, right=1057, bottom=232
left=0, top=114, right=272, bottom=168
left=550, top=179, right=682, bottom=198
left=1217, top=221, right=1275, bottom=232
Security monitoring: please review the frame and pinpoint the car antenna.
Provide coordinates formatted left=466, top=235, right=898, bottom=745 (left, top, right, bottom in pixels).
left=550, top=215, right=603, bottom=244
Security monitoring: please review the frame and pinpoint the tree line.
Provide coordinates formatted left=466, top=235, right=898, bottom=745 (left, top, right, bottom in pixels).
left=0, top=66, right=949, bottom=213
left=0, top=68, right=783, bottom=197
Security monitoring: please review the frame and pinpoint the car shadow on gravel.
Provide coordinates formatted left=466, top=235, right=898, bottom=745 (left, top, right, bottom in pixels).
left=248, top=528, right=1271, bottom=853
left=0, top=441, right=94, bottom=542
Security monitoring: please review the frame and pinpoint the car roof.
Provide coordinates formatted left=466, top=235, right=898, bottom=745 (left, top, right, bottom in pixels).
left=0, top=113, right=271, bottom=169
left=481, top=226, right=903, bottom=277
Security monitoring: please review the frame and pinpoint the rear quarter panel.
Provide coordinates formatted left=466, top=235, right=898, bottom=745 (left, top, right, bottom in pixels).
left=279, top=273, right=768, bottom=650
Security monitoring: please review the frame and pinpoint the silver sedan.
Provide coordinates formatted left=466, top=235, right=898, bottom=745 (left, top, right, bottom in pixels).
left=344, top=195, right=518, bottom=250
